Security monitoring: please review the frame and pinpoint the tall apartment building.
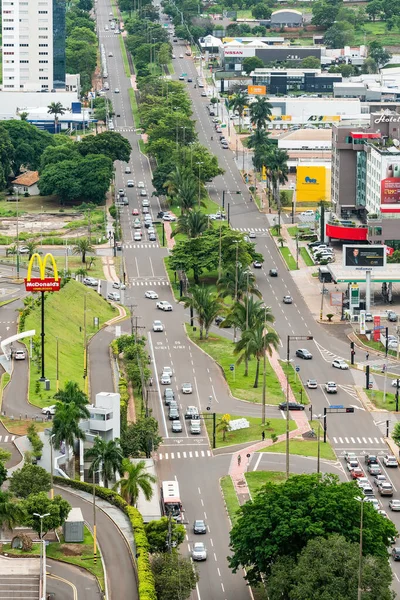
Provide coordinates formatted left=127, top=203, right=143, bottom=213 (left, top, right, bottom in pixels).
left=2, top=0, right=66, bottom=92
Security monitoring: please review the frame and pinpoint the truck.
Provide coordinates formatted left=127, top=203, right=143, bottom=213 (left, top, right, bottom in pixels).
left=132, top=458, right=162, bottom=523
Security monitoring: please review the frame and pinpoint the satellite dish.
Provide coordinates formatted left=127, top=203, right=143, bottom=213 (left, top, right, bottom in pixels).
left=393, top=139, right=400, bottom=147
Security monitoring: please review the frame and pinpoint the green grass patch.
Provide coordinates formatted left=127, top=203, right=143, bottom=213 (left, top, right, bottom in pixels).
left=220, top=475, right=241, bottom=526
left=0, top=416, right=49, bottom=435
left=185, top=325, right=285, bottom=404
left=119, top=35, right=131, bottom=78
left=164, top=257, right=181, bottom=301
left=270, top=226, right=280, bottom=236
left=23, top=279, right=116, bottom=407
left=138, top=139, right=147, bottom=154
left=300, top=247, right=314, bottom=266
left=155, top=223, right=166, bottom=247
left=1, top=255, right=104, bottom=280
left=356, top=334, right=396, bottom=357
left=280, top=361, right=309, bottom=406
left=280, top=246, right=298, bottom=270
left=0, top=195, right=63, bottom=214
left=0, top=372, right=11, bottom=411
left=128, top=88, right=141, bottom=128
left=205, top=413, right=295, bottom=448
left=287, top=226, right=298, bottom=237
left=245, top=471, right=286, bottom=496
left=259, top=439, right=337, bottom=461
left=366, top=388, right=397, bottom=411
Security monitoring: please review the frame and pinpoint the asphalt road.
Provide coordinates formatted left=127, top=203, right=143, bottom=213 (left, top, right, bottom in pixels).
left=47, top=558, right=103, bottom=600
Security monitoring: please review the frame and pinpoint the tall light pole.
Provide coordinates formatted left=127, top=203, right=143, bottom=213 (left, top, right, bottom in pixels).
left=314, top=414, right=327, bottom=474
left=196, top=161, right=203, bottom=206
left=93, top=469, right=97, bottom=565
left=49, top=433, right=55, bottom=499
left=16, top=189, right=20, bottom=280
left=262, top=305, right=267, bottom=425
left=56, top=337, right=59, bottom=392
left=356, top=496, right=366, bottom=600
left=83, top=292, right=89, bottom=395
left=33, top=512, right=50, bottom=600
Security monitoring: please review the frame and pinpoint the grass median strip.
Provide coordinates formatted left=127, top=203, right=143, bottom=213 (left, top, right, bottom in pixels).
left=366, top=388, right=397, bottom=411
left=185, top=324, right=285, bottom=404
left=300, top=247, right=314, bottom=266
left=280, top=247, right=298, bottom=270
left=220, top=475, right=241, bottom=525
left=259, top=439, right=337, bottom=461
left=128, top=88, right=141, bottom=128
left=280, top=361, right=309, bottom=406
left=245, top=471, right=286, bottom=496
left=204, top=413, right=295, bottom=448
left=119, top=35, right=131, bottom=78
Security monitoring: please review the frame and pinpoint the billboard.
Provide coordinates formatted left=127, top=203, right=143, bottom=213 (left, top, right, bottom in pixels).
left=296, top=166, right=328, bottom=203
left=248, top=85, right=266, bottom=95
left=381, top=160, right=400, bottom=211
left=343, top=245, right=386, bottom=269
left=25, top=253, right=61, bottom=292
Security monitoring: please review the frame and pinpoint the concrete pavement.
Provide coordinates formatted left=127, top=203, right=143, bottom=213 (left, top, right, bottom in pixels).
left=47, top=559, right=103, bottom=600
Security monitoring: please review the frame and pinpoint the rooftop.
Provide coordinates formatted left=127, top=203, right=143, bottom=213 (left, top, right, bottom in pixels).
left=281, top=129, right=333, bottom=141
left=11, top=171, right=39, bottom=187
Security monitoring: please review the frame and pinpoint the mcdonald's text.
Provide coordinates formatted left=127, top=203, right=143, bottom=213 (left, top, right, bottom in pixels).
left=25, top=278, right=61, bottom=292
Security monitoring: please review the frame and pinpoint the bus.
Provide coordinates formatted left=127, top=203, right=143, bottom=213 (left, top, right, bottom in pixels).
left=161, top=480, right=183, bottom=522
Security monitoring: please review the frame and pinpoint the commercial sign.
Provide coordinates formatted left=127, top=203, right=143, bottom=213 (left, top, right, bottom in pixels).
left=359, top=311, right=366, bottom=335
left=25, top=253, right=61, bottom=293
left=330, top=292, right=343, bottom=307
left=350, top=285, right=359, bottom=308
left=381, top=159, right=400, bottom=211
left=248, top=85, right=266, bottom=95
left=343, top=245, right=386, bottom=269
left=373, top=315, right=381, bottom=342
left=296, top=166, right=328, bottom=203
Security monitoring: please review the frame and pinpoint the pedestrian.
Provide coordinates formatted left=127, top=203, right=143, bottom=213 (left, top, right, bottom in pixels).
left=237, top=454, right=241, bottom=466
left=366, top=352, right=369, bottom=361
left=261, top=430, right=265, bottom=441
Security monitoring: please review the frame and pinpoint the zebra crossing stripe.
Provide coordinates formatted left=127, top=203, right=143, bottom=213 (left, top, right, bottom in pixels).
left=4, top=436, right=8, bottom=443
left=183, top=451, right=187, bottom=458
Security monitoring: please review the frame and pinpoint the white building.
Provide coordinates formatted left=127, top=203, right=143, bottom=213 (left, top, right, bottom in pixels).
left=81, top=392, right=121, bottom=442
left=1, top=0, right=66, bottom=92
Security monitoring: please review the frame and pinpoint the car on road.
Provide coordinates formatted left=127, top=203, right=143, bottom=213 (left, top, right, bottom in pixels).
left=387, top=311, right=398, bottom=322
left=345, top=452, right=357, bottom=462
left=215, top=315, right=226, bottom=326
left=368, top=463, right=381, bottom=475
left=384, top=454, right=398, bottom=467
left=42, top=405, right=56, bottom=416
left=125, top=166, right=131, bottom=173
left=181, top=383, right=193, bottom=394
left=164, top=388, right=175, bottom=404
left=134, top=232, right=142, bottom=241
left=269, top=268, right=278, bottom=277
left=14, top=350, right=26, bottom=360
left=137, top=181, right=145, bottom=188
left=192, top=542, right=207, bottom=561
left=132, top=208, right=139, bottom=215
left=221, top=142, right=229, bottom=149
left=278, top=401, right=305, bottom=411
left=296, top=348, right=313, bottom=360
left=283, top=295, right=293, bottom=304
left=157, top=211, right=165, bottom=219
left=378, top=482, right=393, bottom=496
left=168, top=407, right=179, bottom=420
left=161, top=373, right=171, bottom=385
left=347, top=459, right=359, bottom=471
left=391, top=379, right=400, bottom=387
left=253, top=261, right=262, bottom=269
left=324, top=381, right=337, bottom=393
left=162, top=213, right=177, bottom=221
left=107, top=292, right=120, bottom=301
left=307, top=379, right=318, bottom=389
left=248, top=231, right=256, bottom=239
left=18, top=247, right=30, bottom=254
left=114, top=88, right=120, bottom=93
left=357, top=477, right=369, bottom=488
left=365, top=497, right=379, bottom=509
left=112, top=282, right=126, bottom=289
left=152, top=320, right=164, bottom=332
left=193, top=520, right=207, bottom=534
left=365, top=454, right=378, bottom=465
left=140, top=190, right=147, bottom=197
left=157, top=300, right=173, bottom=311
left=185, top=406, right=199, bottom=419
left=127, top=180, right=134, bottom=187
left=178, top=75, right=185, bottom=81
left=378, top=509, right=388, bottom=518
left=332, top=359, right=349, bottom=370
left=201, top=91, right=207, bottom=97
left=362, top=485, right=374, bottom=497
left=162, top=367, right=173, bottom=378
left=179, top=54, right=183, bottom=58
left=171, top=420, right=182, bottom=433
left=149, top=233, right=157, bottom=241
left=392, top=548, right=400, bottom=561
left=83, top=277, right=98, bottom=286
left=374, top=475, right=386, bottom=486
left=145, top=290, right=159, bottom=299
left=141, top=199, right=150, bottom=207
left=365, top=313, right=373, bottom=322
left=389, top=499, right=400, bottom=511
left=190, top=419, right=201, bottom=434
left=350, top=468, right=364, bottom=479
left=187, top=77, right=192, bottom=83
left=133, top=219, right=141, bottom=229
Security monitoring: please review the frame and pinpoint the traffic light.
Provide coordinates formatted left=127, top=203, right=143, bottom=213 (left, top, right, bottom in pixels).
left=345, top=407, right=355, bottom=413
left=350, top=341, right=354, bottom=350
left=365, top=365, right=370, bottom=391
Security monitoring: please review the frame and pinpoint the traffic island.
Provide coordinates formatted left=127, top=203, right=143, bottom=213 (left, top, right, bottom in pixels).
left=205, top=414, right=296, bottom=450
left=258, top=438, right=336, bottom=461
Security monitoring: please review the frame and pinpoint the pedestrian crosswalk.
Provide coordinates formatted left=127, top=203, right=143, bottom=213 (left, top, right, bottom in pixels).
left=117, top=127, right=137, bottom=132
left=332, top=436, right=385, bottom=446
left=129, top=280, right=169, bottom=286
left=0, top=435, right=16, bottom=443
left=124, top=243, right=159, bottom=249
left=233, top=227, right=268, bottom=233
left=158, top=450, right=212, bottom=460
left=338, top=384, right=360, bottom=401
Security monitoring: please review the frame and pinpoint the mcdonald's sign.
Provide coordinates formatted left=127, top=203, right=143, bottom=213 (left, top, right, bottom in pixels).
left=24, top=253, right=61, bottom=293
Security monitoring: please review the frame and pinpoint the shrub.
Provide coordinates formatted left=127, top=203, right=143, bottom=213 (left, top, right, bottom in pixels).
left=27, top=423, right=44, bottom=458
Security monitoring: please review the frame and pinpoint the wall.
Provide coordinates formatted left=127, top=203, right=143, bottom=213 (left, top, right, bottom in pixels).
left=296, top=165, right=330, bottom=202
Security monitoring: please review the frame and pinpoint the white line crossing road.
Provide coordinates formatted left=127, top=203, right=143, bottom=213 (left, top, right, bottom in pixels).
left=124, top=243, right=159, bottom=249
left=314, top=340, right=345, bottom=363
left=233, top=227, right=268, bottom=233
left=157, top=450, right=212, bottom=460
left=338, top=384, right=360, bottom=401
left=332, top=435, right=386, bottom=446
left=129, top=280, right=169, bottom=286
left=0, top=435, right=16, bottom=443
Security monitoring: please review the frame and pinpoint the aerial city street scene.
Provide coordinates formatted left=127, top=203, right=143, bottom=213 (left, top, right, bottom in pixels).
left=2, top=0, right=400, bottom=598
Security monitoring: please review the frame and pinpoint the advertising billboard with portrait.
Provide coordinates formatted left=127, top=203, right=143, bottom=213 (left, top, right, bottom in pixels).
left=381, top=159, right=400, bottom=210
left=343, top=245, right=386, bottom=269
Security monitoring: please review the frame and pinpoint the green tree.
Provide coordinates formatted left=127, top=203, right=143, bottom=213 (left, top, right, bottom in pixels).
left=311, top=1, right=340, bottom=28
left=69, top=25, right=97, bottom=45
left=78, top=131, right=132, bottom=163
left=151, top=553, right=199, bottom=600
left=77, top=0, right=93, bottom=9
left=171, top=210, right=208, bottom=238
left=54, top=381, right=90, bottom=418
left=176, top=178, right=201, bottom=212
left=301, top=56, right=321, bottom=69
left=268, top=147, right=289, bottom=212
left=392, top=421, right=400, bottom=446
left=120, top=417, right=163, bottom=458
left=247, top=128, right=271, bottom=151
left=158, top=42, right=171, bottom=67
left=22, top=492, right=71, bottom=538
left=9, top=464, right=51, bottom=498
left=324, top=22, right=355, bottom=48
left=242, top=56, right=265, bottom=75
left=234, top=323, right=279, bottom=387
left=0, top=124, right=14, bottom=190
left=47, top=102, right=66, bottom=134
left=182, top=285, right=224, bottom=340
left=145, top=517, right=186, bottom=553
left=38, top=160, right=82, bottom=202
left=252, top=4, right=272, bottom=19
left=0, top=491, right=26, bottom=530
left=23, top=240, right=38, bottom=261
left=229, top=91, right=249, bottom=132
left=217, top=413, right=231, bottom=442
left=218, top=265, right=262, bottom=302
left=368, top=41, right=392, bottom=67
left=73, top=238, right=94, bottom=263
left=113, top=458, right=156, bottom=505
left=366, top=0, right=383, bottom=20
left=2, top=120, right=54, bottom=174
left=40, top=143, right=79, bottom=170
left=228, top=473, right=397, bottom=585
left=249, top=96, right=272, bottom=130
left=85, top=437, right=124, bottom=488
left=52, top=402, right=86, bottom=476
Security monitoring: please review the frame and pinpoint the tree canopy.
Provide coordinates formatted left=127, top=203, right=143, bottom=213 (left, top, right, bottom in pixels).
left=78, top=131, right=132, bottom=163
left=145, top=517, right=186, bottom=553
left=22, top=493, right=71, bottom=537
left=9, top=464, right=51, bottom=498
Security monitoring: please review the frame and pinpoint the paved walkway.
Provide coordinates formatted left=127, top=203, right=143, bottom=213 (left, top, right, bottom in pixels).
left=164, top=220, right=176, bottom=250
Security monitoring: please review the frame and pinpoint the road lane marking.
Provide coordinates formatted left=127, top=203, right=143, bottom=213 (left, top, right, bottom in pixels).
left=253, top=453, right=262, bottom=471
left=148, top=332, right=169, bottom=438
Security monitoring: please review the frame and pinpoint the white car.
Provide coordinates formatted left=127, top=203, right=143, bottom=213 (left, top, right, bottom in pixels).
left=114, top=88, right=120, bottom=93
left=248, top=231, right=256, bottom=239
left=162, top=367, right=173, bottom=377
left=161, top=373, right=171, bottom=385
left=157, top=301, right=173, bottom=311
left=324, top=381, right=337, bottom=394
left=181, top=382, right=193, bottom=394
left=383, top=454, right=398, bottom=467
left=125, top=166, right=131, bottom=173
left=137, top=181, right=145, bottom=188
left=127, top=180, right=134, bottom=187
left=347, top=459, right=359, bottom=471
left=163, top=213, right=177, bottom=222
left=14, top=350, right=26, bottom=360
left=107, top=292, right=120, bottom=301
left=83, top=276, right=98, bottom=287
left=42, top=405, right=56, bottom=416
left=391, top=379, right=400, bottom=388
left=332, top=359, right=349, bottom=370
left=108, top=52, right=113, bottom=57
left=145, top=290, right=159, bottom=299
left=192, top=542, right=207, bottom=561
left=153, top=320, right=164, bottom=332
left=134, top=232, right=142, bottom=241
left=306, top=379, right=318, bottom=389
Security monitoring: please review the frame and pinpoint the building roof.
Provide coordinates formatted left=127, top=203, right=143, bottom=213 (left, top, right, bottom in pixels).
left=282, top=129, right=333, bottom=141
left=272, top=9, right=302, bottom=15
left=12, top=171, right=39, bottom=187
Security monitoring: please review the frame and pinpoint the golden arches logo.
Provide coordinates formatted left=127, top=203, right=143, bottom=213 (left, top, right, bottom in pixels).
left=27, top=253, right=59, bottom=281
left=25, top=253, right=60, bottom=292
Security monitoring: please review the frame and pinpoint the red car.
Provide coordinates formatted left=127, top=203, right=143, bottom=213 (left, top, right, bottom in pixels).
left=351, top=468, right=364, bottom=479
left=132, top=208, right=139, bottom=215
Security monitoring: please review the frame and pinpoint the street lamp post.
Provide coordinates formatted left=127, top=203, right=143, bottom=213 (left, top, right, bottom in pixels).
left=314, top=414, right=327, bottom=474
left=196, top=161, right=203, bottom=206
left=49, top=433, right=55, bottom=499
left=93, top=470, right=97, bottom=565
left=356, top=496, right=367, bottom=600
left=262, top=306, right=267, bottom=425
left=56, top=337, right=59, bottom=393
left=33, top=512, right=50, bottom=600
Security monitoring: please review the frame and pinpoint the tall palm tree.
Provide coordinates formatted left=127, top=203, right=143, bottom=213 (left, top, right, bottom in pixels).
left=73, top=238, right=94, bottom=264
left=176, top=178, right=199, bottom=212
left=52, top=402, right=86, bottom=476
left=85, top=437, right=124, bottom=488
left=54, top=380, right=90, bottom=419
left=182, top=285, right=224, bottom=340
left=234, top=323, right=279, bottom=388
left=47, top=102, right=66, bottom=134
left=229, top=91, right=249, bottom=133
left=269, top=148, right=289, bottom=230
left=163, top=166, right=192, bottom=198
left=247, top=128, right=271, bottom=151
left=218, top=265, right=262, bottom=302
left=171, top=210, right=208, bottom=239
left=113, top=458, right=156, bottom=505
left=249, top=96, right=272, bottom=130
left=25, top=240, right=38, bottom=261
left=0, top=491, right=26, bottom=531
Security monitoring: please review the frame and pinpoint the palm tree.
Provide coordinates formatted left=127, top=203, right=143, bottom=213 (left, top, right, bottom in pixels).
left=269, top=148, right=289, bottom=207
left=54, top=380, right=90, bottom=419
left=176, top=178, right=199, bottom=212
left=73, top=238, right=94, bottom=264
left=249, top=96, right=272, bottom=130
left=6, top=245, right=16, bottom=257
left=19, top=112, right=29, bottom=121
left=182, top=285, right=224, bottom=340
left=164, top=166, right=192, bottom=198
left=113, top=458, right=156, bottom=505
left=171, top=210, right=208, bottom=239
left=217, top=414, right=231, bottom=442
left=247, top=128, right=272, bottom=151
left=52, top=402, right=86, bottom=476
left=218, top=265, right=262, bottom=302
left=85, top=437, right=124, bottom=488
left=229, top=91, right=249, bottom=133
left=47, top=101, right=66, bottom=134
left=0, top=491, right=25, bottom=531
left=234, top=323, right=279, bottom=388
left=25, top=240, right=38, bottom=261
left=75, top=267, right=88, bottom=281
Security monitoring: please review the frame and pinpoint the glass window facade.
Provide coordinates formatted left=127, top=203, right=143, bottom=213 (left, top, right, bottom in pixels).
left=53, top=0, right=66, bottom=89
left=356, top=151, right=366, bottom=208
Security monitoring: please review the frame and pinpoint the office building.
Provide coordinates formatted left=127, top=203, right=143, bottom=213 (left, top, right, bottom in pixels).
left=250, top=68, right=341, bottom=95
left=1, top=0, right=66, bottom=92
left=219, top=41, right=321, bottom=73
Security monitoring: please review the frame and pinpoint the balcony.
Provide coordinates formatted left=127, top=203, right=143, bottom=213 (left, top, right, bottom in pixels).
left=326, top=219, right=368, bottom=241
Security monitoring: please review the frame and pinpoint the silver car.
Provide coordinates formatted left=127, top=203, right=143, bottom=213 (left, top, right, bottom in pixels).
left=181, top=383, right=193, bottom=394
left=192, top=542, right=207, bottom=561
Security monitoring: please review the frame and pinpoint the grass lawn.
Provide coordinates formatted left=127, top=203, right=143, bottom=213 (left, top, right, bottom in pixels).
left=245, top=471, right=286, bottom=496
left=366, top=388, right=397, bottom=411
left=129, top=88, right=141, bottom=128
left=287, top=226, right=298, bottom=237
left=23, top=279, right=116, bottom=408
left=164, top=257, right=181, bottom=301
left=300, top=247, right=314, bottom=266
left=138, top=140, right=147, bottom=154
left=2, top=255, right=105, bottom=280
left=205, top=413, right=295, bottom=448
left=220, top=475, right=241, bottom=526
left=280, top=247, right=298, bottom=270
left=280, top=361, right=309, bottom=406
left=185, top=325, right=285, bottom=404
left=155, top=223, right=166, bottom=247
left=259, top=439, right=337, bottom=461
left=0, top=195, right=63, bottom=214
left=356, top=334, right=396, bottom=357
left=0, top=416, right=49, bottom=435
left=119, top=35, right=131, bottom=78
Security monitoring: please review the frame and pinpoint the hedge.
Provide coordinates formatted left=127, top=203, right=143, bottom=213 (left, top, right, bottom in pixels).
left=54, top=476, right=156, bottom=600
